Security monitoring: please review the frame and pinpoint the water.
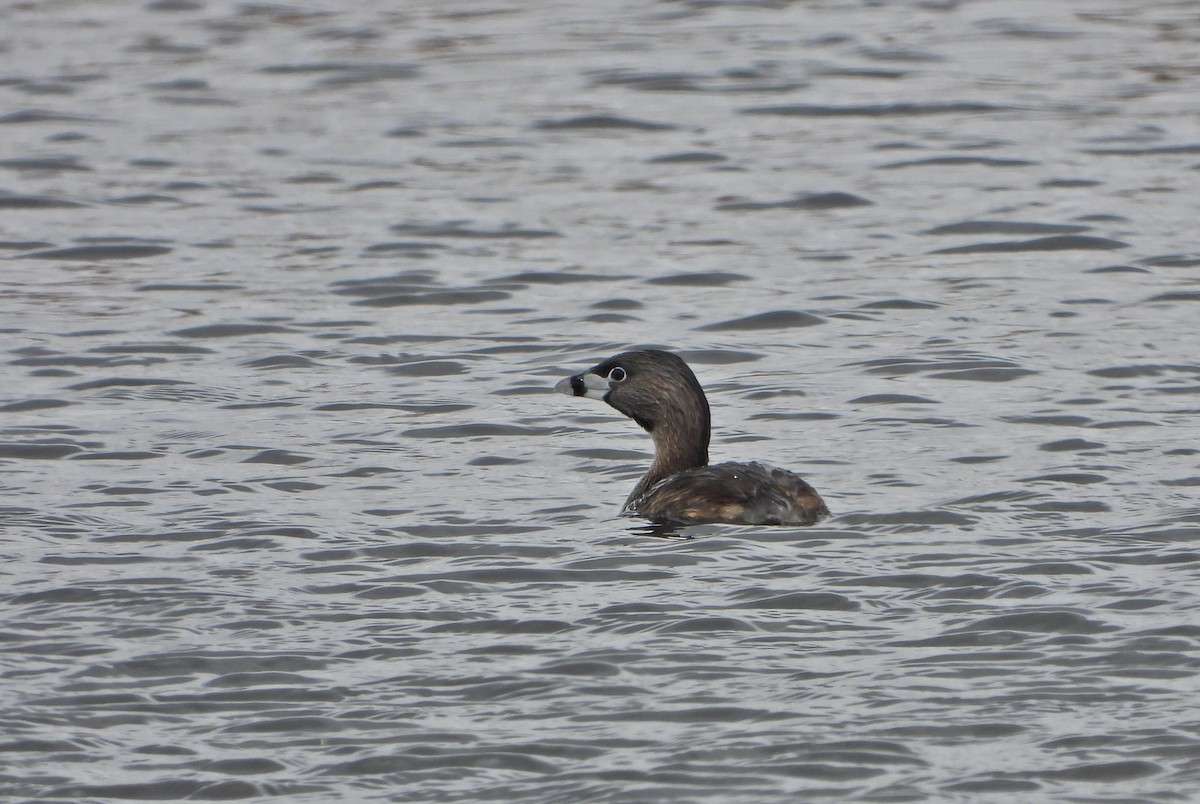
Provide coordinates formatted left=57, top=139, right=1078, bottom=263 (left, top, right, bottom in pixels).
left=2, top=0, right=1199, bottom=800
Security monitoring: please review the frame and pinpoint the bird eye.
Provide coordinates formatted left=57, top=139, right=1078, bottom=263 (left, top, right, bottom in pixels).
left=609, top=366, right=627, bottom=382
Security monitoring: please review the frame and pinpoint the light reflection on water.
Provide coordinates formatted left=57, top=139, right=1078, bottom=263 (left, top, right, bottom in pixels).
left=2, top=0, right=1199, bottom=800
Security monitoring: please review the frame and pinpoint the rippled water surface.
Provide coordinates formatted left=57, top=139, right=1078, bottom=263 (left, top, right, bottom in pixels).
left=3, top=0, right=1200, bottom=801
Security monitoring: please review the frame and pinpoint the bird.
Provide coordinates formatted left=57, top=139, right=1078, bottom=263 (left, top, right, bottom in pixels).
left=555, top=349, right=829, bottom=526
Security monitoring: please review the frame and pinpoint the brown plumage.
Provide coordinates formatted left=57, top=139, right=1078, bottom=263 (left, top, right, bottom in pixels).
left=555, top=349, right=829, bottom=526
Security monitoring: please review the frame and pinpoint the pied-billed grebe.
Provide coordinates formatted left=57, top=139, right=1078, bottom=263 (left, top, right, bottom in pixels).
left=555, top=349, right=829, bottom=526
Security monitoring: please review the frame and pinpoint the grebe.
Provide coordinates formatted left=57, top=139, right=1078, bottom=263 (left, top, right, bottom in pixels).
left=556, top=349, right=828, bottom=526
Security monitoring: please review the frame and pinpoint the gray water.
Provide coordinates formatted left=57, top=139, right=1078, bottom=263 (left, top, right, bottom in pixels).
left=3, top=0, right=1199, bottom=801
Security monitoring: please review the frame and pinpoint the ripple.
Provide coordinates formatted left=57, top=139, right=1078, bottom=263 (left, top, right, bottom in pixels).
left=716, top=191, right=872, bottom=211
left=590, top=68, right=801, bottom=94
left=489, top=270, right=624, bottom=285
left=958, top=610, right=1113, bottom=634
left=0, top=193, right=86, bottom=209
left=67, top=377, right=192, bottom=390
left=645, top=271, right=748, bottom=287
left=930, top=235, right=1128, bottom=254
left=389, top=222, right=560, bottom=239
left=0, top=109, right=99, bottom=124
left=24, top=244, right=173, bottom=260
left=731, top=591, right=859, bottom=611
left=0, top=398, right=71, bottom=412
left=243, top=355, right=317, bottom=369
left=241, top=449, right=313, bottom=465
left=0, top=441, right=85, bottom=459
left=1084, top=143, right=1200, bottom=156
left=320, top=750, right=559, bottom=776
left=882, top=155, right=1036, bottom=169
left=0, top=155, right=92, bottom=172
left=1021, top=472, right=1107, bottom=484
left=260, top=61, right=418, bottom=86
left=850, top=394, right=939, bottom=404
left=46, top=781, right=266, bottom=800
left=928, top=367, right=1037, bottom=381
left=533, top=114, right=676, bottom=131
left=1040, top=760, right=1161, bottom=782
left=646, top=151, right=728, bottom=164
left=382, top=360, right=463, bottom=377
left=698, top=310, right=824, bottom=331
left=402, top=425, right=552, bottom=445
left=136, top=283, right=244, bottom=292
left=923, top=220, right=1089, bottom=236
left=856, top=299, right=940, bottom=310
left=168, top=323, right=294, bottom=338
left=852, top=354, right=1034, bottom=380
left=743, top=101, right=1012, bottom=116
left=1147, top=291, right=1200, bottom=303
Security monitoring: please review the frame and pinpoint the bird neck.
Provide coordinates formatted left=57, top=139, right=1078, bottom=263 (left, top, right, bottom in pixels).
left=626, top=416, right=709, bottom=505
